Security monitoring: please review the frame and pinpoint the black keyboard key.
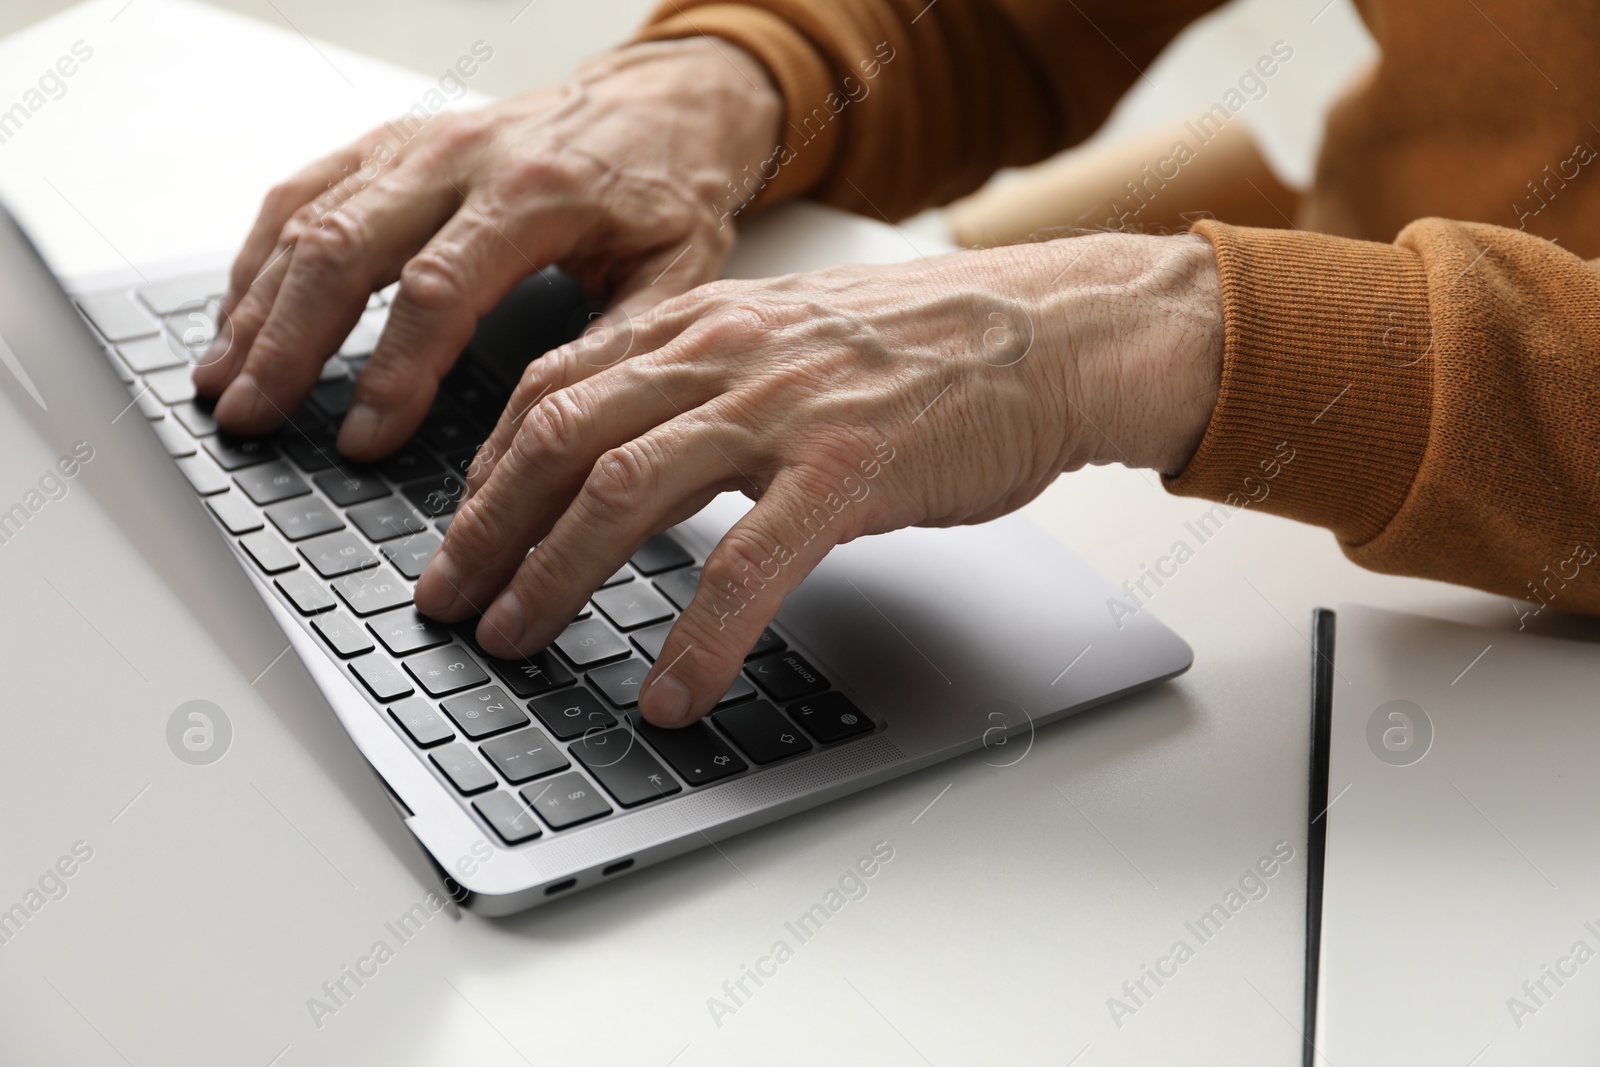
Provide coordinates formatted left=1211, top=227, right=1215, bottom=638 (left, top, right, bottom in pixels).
left=602, top=565, right=635, bottom=589
left=203, top=434, right=278, bottom=470
left=405, top=644, right=489, bottom=697
left=331, top=567, right=412, bottom=616
left=264, top=496, right=343, bottom=541
left=745, top=651, right=828, bottom=703
left=487, top=649, right=574, bottom=698
left=300, top=530, right=379, bottom=577
left=570, top=729, right=681, bottom=807
left=474, top=791, right=542, bottom=844
left=388, top=696, right=454, bottom=747
left=528, top=688, right=615, bottom=741
left=630, top=533, right=693, bottom=575
left=652, top=565, right=701, bottom=610
left=287, top=406, right=326, bottom=434
left=309, top=378, right=355, bottom=419
left=419, top=411, right=482, bottom=452
left=713, top=700, right=812, bottom=764
left=592, top=582, right=673, bottom=630
left=630, top=621, right=673, bottom=662
left=555, top=617, right=629, bottom=667
left=275, top=569, right=336, bottom=614
left=379, top=531, right=441, bottom=580
left=347, top=496, right=429, bottom=543
left=281, top=427, right=338, bottom=472
left=378, top=442, right=441, bottom=483
left=430, top=743, right=495, bottom=795
left=441, top=685, right=528, bottom=740
left=788, top=692, right=874, bottom=744
left=440, top=447, right=479, bottom=479
left=239, top=530, right=298, bottom=574
left=400, top=472, right=465, bottom=517
left=746, top=628, right=786, bottom=660
left=442, top=374, right=506, bottom=427
left=479, top=726, right=567, bottom=783
left=588, top=656, right=650, bottom=709
left=206, top=491, right=262, bottom=534
left=521, top=772, right=611, bottom=830
left=367, top=606, right=451, bottom=655
left=636, top=720, right=746, bottom=785
left=314, top=466, right=389, bottom=507
left=351, top=653, right=413, bottom=700
left=312, top=610, right=374, bottom=657
left=234, top=461, right=309, bottom=505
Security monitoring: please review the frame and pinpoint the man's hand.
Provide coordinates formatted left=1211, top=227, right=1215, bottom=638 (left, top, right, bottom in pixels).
left=412, top=232, right=1225, bottom=727
left=192, top=39, right=780, bottom=460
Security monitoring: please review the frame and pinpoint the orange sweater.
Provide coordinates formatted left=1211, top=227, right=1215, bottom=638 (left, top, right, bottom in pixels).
left=637, top=0, right=1600, bottom=619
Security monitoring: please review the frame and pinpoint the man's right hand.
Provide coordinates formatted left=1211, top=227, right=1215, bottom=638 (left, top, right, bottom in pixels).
left=192, top=37, right=781, bottom=462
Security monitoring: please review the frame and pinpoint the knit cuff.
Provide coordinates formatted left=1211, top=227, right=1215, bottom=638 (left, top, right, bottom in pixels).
left=634, top=5, right=839, bottom=210
left=1165, top=221, right=1435, bottom=547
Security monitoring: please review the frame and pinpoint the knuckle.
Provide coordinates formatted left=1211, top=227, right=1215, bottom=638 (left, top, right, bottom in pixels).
left=510, top=390, right=583, bottom=467
left=295, top=210, right=363, bottom=270
left=430, top=114, right=489, bottom=155
left=582, top=442, right=655, bottom=516
left=397, top=253, right=467, bottom=314
left=501, top=153, right=582, bottom=196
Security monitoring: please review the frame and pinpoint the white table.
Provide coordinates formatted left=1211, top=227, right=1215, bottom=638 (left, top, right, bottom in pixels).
left=0, top=3, right=1518, bottom=1065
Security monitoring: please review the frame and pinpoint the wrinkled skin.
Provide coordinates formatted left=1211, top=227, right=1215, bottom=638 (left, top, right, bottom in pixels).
left=196, top=36, right=1225, bottom=727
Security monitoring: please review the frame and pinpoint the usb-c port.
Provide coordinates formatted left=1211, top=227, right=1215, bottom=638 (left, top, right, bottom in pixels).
left=544, top=878, right=577, bottom=895
left=602, top=859, right=634, bottom=876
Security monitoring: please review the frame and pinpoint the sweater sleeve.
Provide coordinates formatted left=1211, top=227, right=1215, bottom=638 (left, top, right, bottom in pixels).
left=633, top=0, right=1224, bottom=220
left=1168, top=219, right=1600, bottom=614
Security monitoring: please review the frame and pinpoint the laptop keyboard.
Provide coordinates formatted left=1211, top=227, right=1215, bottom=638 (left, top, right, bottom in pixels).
left=76, top=272, right=878, bottom=847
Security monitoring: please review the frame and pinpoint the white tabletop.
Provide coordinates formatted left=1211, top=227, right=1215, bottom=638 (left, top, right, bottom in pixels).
left=0, top=3, right=1521, bottom=1065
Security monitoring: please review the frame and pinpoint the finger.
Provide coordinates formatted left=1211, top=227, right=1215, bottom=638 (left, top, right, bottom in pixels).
left=335, top=193, right=592, bottom=460
left=472, top=417, right=752, bottom=657
left=413, top=362, right=711, bottom=622
left=639, top=469, right=855, bottom=727
left=210, top=159, right=465, bottom=433
left=192, top=241, right=294, bottom=395
left=462, top=289, right=719, bottom=503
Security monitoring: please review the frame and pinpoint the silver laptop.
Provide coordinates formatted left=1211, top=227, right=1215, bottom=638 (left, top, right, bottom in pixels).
left=1, top=203, right=1193, bottom=915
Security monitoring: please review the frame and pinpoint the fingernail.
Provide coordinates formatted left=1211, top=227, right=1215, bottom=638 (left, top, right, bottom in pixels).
left=481, top=588, right=526, bottom=651
left=338, top=404, right=381, bottom=456
left=214, top=373, right=259, bottom=425
left=642, top=672, right=691, bottom=727
left=413, top=549, right=463, bottom=617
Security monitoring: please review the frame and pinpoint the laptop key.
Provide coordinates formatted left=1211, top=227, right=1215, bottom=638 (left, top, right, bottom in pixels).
left=630, top=534, right=694, bottom=576
left=652, top=565, right=700, bottom=610
left=234, top=461, right=309, bottom=505
left=239, top=530, right=298, bottom=574
left=592, top=582, right=673, bottom=630
left=149, top=417, right=197, bottom=457
left=588, top=656, right=651, bottom=709
left=405, top=644, right=489, bottom=697
left=309, top=378, right=356, bottom=419
left=203, top=434, right=278, bottom=471
left=745, top=651, right=828, bottom=703
left=787, top=692, right=874, bottom=744
left=528, top=687, right=615, bottom=741
left=314, top=466, right=389, bottom=507
left=117, top=335, right=185, bottom=374
left=176, top=454, right=229, bottom=495
left=347, top=496, right=429, bottom=543
left=380, top=531, right=442, bottom=580
left=486, top=649, right=574, bottom=699
left=717, top=675, right=756, bottom=707
left=275, top=569, right=336, bottom=615
left=300, top=530, right=378, bottom=577
left=205, top=490, right=262, bottom=534
left=77, top=291, right=158, bottom=341
left=479, top=726, right=567, bottom=783
left=281, top=427, right=338, bottom=472
left=264, top=496, right=343, bottom=541
left=136, top=270, right=227, bottom=315
left=351, top=652, right=413, bottom=700
left=635, top=720, right=746, bottom=786
left=746, top=628, right=786, bottom=660
left=629, top=620, right=673, bottom=662
left=378, top=442, right=440, bottom=483
left=170, top=400, right=219, bottom=437
left=441, top=685, right=528, bottom=740
left=400, top=473, right=464, bottom=517
left=418, top=411, right=482, bottom=453
left=312, top=610, right=374, bottom=657
left=555, top=617, right=629, bottom=667
left=143, top=365, right=197, bottom=405
left=569, top=729, right=681, bottom=808
left=367, top=606, right=451, bottom=656
left=713, top=700, right=813, bottom=764
left=388, top=696, right=453, bottom=747
left=521, top=772, right=612, bottom=830
left=331, top=567, right=411, bottom=616
left=602, top=565, right=635, bottom=589
left=430, top=743, right=496, bottom=795
left=474, top=791, right=543, bottom=844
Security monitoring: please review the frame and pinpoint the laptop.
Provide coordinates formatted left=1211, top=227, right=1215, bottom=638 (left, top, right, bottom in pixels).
left=0, top=202, right=1193, bottom=914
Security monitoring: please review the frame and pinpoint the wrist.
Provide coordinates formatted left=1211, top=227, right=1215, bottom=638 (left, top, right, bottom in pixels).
left=1033, top=232, right=1224, bottom=475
